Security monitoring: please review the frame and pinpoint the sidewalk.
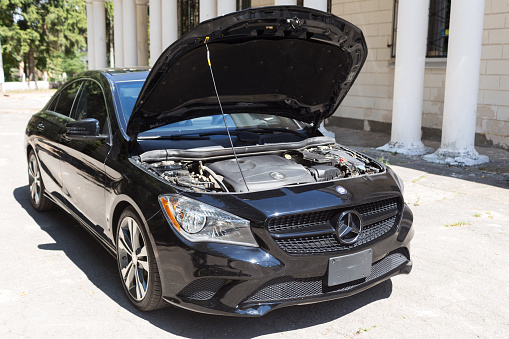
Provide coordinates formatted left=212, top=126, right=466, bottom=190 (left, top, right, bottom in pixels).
left=326, top=124, right=509, bottom=189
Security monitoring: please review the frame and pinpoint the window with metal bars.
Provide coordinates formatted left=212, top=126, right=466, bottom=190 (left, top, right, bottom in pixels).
left=297, top=1, right=332, bottom=12
left=391, top=0, right=451, bottom=58
left=237, top=0, right=251, bottom=10
left=178, top=0, right=200, bottom=38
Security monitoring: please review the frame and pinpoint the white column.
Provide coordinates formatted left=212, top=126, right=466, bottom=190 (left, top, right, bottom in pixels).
left=275, top=0, right=298, bottom=5
left=136, top=0, right=149, bottom=66
left=85, top=1, right=95, bottom=69
left=304, top=0, right=327, bottom=11
left=217, top=0, right=236, bottom=16
left=93, top=0, right=108, bottom=69
left=304, top=0, right=332, bottom=138
left=113, top=0, right=124, bottom=67
left=149, top=0, right=162, bottom=65
left=424, top=0, right=488, bottom=166
left=161, top=0, right=178, bottom=49
left=123, top=0, right=138, bottom=67
left=0, top=37, right=5, bottom=87
left=200, top=0, right=217, bottom=22
left=378, top=0, right=431, bottom=155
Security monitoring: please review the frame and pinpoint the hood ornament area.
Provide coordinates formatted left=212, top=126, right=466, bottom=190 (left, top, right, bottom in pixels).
left=336, top=210, right=362, bottom=245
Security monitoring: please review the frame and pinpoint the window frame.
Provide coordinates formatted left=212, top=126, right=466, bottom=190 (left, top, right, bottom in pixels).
left=390, top=0, right=451, bottom=60
left=70, top=78, right=113, bottom=145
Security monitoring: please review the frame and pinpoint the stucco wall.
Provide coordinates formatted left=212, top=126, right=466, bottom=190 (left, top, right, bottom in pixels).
left=330, top=0, right=509, bottom=149
left=249, top=0, right=509, bottom=148
left=251, top=0, right=273, bottom=7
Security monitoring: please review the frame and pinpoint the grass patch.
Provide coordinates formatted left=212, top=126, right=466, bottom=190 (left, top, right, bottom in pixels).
left=377, top=156, right=390, bottom=165
left=413, top=196, right=421, bottom=207
left=473, top=213, right=481, bottom=217
left=356, top=325, right=377, bottom=334
left=411, top=175, right=426, bottom=183
left=444, top=221, right=471, bottom=227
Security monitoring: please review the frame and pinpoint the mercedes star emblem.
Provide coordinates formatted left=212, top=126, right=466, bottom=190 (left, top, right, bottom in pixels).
left=336, top=210, right=363, bottom=245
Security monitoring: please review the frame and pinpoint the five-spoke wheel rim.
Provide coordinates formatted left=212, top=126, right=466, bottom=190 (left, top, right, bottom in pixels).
left=117, top=217, right=150, bottom=301
left=28, top=154, right=41, bottom=206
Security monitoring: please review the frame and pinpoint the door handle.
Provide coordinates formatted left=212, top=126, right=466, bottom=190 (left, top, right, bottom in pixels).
left=37, top=123, right=45, bottom=132
left=61, top=134, right=71, bottom=143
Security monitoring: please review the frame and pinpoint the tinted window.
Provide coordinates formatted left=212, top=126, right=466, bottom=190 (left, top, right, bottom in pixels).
left=116, top=81, right=144, bottom=125
left=54, top=81, right=82, bottom=116
left=73, top=81, right=108, bottom=132
left=47, top=94, right=60, bottom=112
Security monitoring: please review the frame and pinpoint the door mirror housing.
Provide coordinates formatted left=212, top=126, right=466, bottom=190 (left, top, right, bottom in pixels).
left=66, top=118, right=108, bottom=141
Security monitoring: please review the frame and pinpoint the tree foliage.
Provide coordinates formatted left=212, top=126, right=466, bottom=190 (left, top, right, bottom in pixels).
left=0, top=0, right=87, bottom=81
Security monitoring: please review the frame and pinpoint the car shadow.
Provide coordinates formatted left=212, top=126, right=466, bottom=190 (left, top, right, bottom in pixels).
left=13, top=185, right=393, bottom=337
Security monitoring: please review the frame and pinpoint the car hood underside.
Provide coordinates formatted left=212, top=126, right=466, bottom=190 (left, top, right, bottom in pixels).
left=127, top=6, right=367, bottom=139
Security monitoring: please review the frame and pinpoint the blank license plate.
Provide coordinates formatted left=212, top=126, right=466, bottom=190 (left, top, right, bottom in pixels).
left=328, top=249, right=372, bottom=286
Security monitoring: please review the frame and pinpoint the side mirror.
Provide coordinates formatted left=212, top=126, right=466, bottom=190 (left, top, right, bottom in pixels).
left=66, top=118, right=108, bottom=141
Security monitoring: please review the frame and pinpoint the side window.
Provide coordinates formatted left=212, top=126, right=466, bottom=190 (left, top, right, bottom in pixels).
left=54, top=81, right=83, bottom=116
left=72, top=81, right=109, bottom=134
left=47, top=94, right=60, bottom=112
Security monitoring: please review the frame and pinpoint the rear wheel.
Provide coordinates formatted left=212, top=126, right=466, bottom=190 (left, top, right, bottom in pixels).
left=116, top=207, right=165, bottom=311
left=28, top=150, right=53, bottom=211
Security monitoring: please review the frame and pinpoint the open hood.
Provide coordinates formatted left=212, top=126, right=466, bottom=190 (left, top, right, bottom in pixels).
left=127, top=6, right=367, bottom=139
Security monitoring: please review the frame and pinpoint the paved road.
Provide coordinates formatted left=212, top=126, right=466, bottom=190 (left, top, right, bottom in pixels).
left=1, top=91, right=508, bottom=338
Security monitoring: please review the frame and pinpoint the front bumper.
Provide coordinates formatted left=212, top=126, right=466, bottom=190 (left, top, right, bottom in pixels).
left=153, top=203, right=414, bottom=317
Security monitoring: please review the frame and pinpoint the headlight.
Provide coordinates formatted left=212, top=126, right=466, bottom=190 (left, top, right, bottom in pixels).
left=159, top=195, right=258, bottom=247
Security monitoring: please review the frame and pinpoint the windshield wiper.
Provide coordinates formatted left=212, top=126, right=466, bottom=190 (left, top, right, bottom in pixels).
left=238, top=127, right=306, bottom=138
left=138, top=134, right=211, bottom=140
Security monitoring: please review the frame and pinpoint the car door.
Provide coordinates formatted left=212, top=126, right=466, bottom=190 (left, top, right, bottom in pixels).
left=60, top=80, right=111, bottom=237
left=34, top=80, right=83, bottom=202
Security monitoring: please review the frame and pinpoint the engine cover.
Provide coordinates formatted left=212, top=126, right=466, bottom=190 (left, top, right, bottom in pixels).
left=207, top=155, right=315, bottom=192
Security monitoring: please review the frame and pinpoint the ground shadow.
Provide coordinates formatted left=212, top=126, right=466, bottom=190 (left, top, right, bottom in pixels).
left=13, top=185, right=393, bottom=337
left=329, top=126, right=509, bottom=189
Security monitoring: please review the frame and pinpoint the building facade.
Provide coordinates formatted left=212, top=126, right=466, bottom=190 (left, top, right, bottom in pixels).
left=85, top=0, right=509, bottom=157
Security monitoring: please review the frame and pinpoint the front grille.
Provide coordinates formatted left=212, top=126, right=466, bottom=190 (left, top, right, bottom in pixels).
left=178, top=278, right=225, bottom=301
left=268, top=209, right=335, bottom=233
left=243, top=249, right=409, bottom=304
left=267, top=197, right=400, bottom=254
left=357, top=198, right=398, bottom=216
left=275, top=216, right=396, bottom=254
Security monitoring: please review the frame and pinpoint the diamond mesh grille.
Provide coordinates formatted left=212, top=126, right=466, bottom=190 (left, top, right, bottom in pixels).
left=178, top=278, right=225, bottom=301
left=268, top=210, right=335, bottom=233
left=243, top=250, right=408, bottom=304
left=267, top=197, right=400, bottom=254
left=274, top=216, right=396, bottom=254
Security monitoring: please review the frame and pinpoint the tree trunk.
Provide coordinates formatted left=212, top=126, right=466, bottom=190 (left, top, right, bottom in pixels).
left=28, top=46, right=35, bottom=81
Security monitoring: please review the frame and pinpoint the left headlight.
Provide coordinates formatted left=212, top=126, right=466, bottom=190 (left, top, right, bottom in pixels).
left=159, top=195, right=258, bottom=247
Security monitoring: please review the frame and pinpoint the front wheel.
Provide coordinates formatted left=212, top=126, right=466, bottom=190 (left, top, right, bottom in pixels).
left=28, top=150, right=53, bottom=211
left=116, top=207, right=165, bottom=311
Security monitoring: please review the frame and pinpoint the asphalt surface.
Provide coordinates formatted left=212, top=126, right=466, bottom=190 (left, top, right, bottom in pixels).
left=1, top=91, right=508, bottom=338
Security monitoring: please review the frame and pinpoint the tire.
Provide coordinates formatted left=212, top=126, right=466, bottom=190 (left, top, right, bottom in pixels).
left=116, top=207, right=165, bottom=311
left=28, top=150, right=54, bottom=211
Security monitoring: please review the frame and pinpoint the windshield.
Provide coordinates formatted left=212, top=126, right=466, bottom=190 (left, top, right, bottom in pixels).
left=116, top=80, right=305, bottom=138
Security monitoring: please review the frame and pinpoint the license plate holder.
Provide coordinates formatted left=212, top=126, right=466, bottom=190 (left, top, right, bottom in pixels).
left=328, top=249, right=372, bottom=286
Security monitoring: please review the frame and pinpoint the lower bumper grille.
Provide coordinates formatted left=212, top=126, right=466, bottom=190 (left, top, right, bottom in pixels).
left=178, top=278, right=225, bottom=301
left=243, top=249, right=409, bottom=304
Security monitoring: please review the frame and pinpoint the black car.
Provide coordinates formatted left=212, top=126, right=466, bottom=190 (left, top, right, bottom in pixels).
left=24, top=6, right=413, bottom=316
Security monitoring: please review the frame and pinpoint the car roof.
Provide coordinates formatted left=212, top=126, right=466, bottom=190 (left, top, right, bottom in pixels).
left=101, top=68, right=150, bottom=83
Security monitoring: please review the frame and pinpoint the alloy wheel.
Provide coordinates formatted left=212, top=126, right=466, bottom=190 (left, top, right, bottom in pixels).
left=117, top=216, right=150, bottom=301
left=28, top=154, right=42, bottom=206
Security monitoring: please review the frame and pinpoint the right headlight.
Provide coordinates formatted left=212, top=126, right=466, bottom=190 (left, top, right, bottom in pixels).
left=159, top=195, right=258, bottom=247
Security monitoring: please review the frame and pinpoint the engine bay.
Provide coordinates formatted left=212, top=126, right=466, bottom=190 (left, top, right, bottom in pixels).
left=136, top=143, right=384, bottom=193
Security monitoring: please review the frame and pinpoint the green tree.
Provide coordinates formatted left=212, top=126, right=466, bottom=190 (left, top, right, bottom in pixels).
left=0, top=0, right=87, bottom=81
